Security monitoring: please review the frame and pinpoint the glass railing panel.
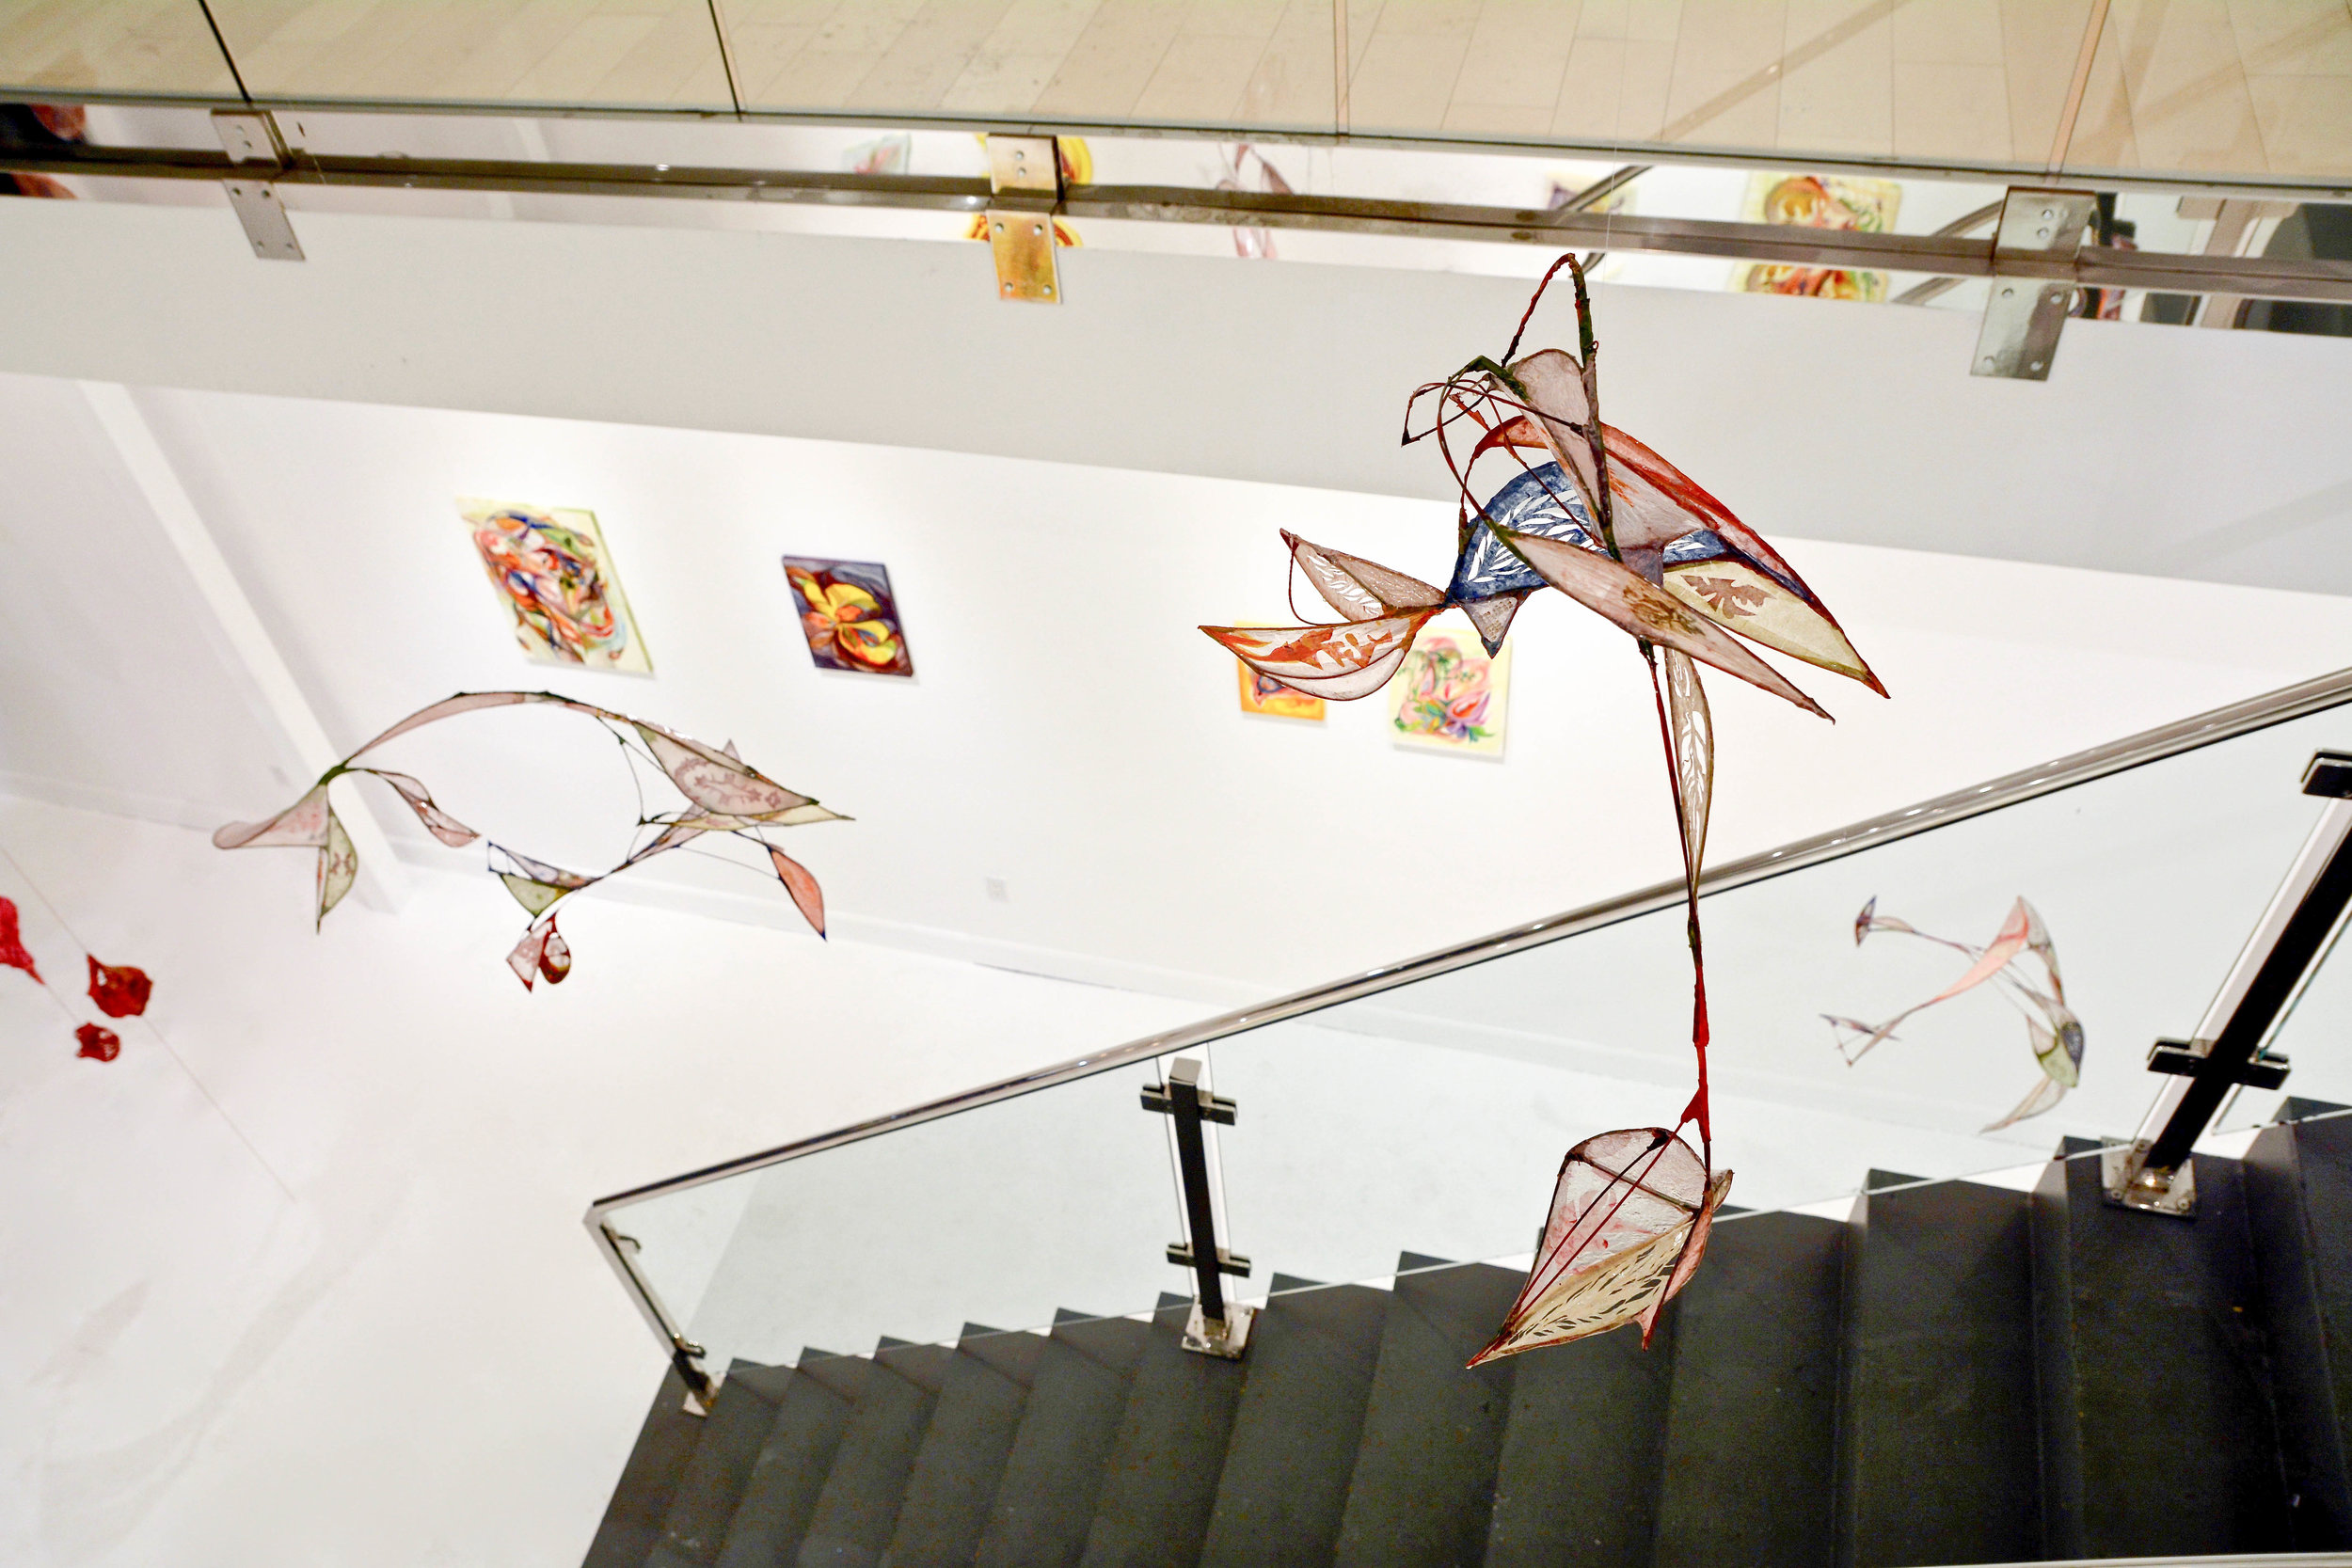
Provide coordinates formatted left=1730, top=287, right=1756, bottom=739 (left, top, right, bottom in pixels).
left=720, top=0, right=1338, bottom=134
left=598, top=692, right=2352, bottom=1374
left=2064, top=0, right=2351, bottom=183
left=0, top=0, right=238, bottom=99
left=1337, top=0, right=2099, bottom=173
left=633, top=1056, right=1196, bottom=1373
left=203, top=0, right=735, bottom=111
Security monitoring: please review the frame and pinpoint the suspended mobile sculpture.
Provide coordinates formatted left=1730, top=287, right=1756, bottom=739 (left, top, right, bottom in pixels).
left=1829, top=895, right=2085, bottom=1132
left=1200, top=257, right=1886, bottom=1362
left=215, top=691, right=847, bottom=988
left=0, top=895, right=153, bottom=1061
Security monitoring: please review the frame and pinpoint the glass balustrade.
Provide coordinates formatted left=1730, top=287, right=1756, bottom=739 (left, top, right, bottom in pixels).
left=593, top=679, right=2352, bottom=1381
left=4, top=1, right=2343, bottom=185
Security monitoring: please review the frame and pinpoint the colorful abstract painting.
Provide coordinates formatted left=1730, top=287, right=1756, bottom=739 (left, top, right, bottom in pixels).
left=1237, top=662, right=1325, bottom=721
left=784, top=558, right=914, bottom=678
left=460, top=499, right=651, bottom=673
left=1388, top=626, right=1510, bottom=758
left=1732, top=173, right=1902, bottom=302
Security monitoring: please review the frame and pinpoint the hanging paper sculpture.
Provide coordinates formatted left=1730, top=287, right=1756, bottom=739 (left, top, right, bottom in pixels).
left=1828, top=896, right=2084, bottom=1132
left=1202, top=256, right=1883, bottom=1361
left=782, top=558, right=915, bottom=678
left=460, top=499, right=652, bottom=673
left=0, top=894, right=153, bottom=1062
left=214, top=691, right=847, bottom=989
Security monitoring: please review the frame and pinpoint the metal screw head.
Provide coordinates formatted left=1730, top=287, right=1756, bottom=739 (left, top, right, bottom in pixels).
left=1043, top=284, right=1054, bottom=295
left=2036, top=225, right=2051, bottom=238
left=992, top=221, right=1003, bottom=234
left=2002, top=285, right=2015, bottom=297
left=1980, top=355, right=1996, bottom=368
left=1001, top=281, right=1013, bottom=294
left=1032, top=223, right=1044, bottom=236
left=2029, top=360, right=2043, bottom=371
left=2041, top=207, right=2056, bottom=219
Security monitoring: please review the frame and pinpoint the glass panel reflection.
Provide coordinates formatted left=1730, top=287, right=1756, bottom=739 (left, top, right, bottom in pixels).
left=0, top=0, right=238, bottom=98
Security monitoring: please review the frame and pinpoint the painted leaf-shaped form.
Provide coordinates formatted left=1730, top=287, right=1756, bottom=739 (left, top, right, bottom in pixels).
left=1500, top=350, right=1598, bottom=503
left=215, top=784, right=332, bottom=850
left=86, top=957, right=152, bottom=1019
left=1200, top=611, right=1438, bottom=703
left=1923, top=898, right=2032, bottom=1006
left=1495, top=530, right=1830, bottom=720
left=360, top=769, right=479, bottom=847
left=506, top=923, right=549, bottom=990
left=1459, top=592, right=1529, bottom=658
left=1470, top=1128, right=1730, bottom=1366
left=769, top=847, right=827, bottom=938
left=673, top=803, right=850, bottom=832
left=1663, top=561, right=1883, bottom=694
left=0, top=896, right=42, bottom=984
left=316, top=808, right=358, bottom=927
left=633, top=724, right=815, bottom=819
left=1282, top=531, right=1444, bottom=620
left=2021, top=898, right=2065, bottom=999
left=2031, top=1006, right=2086, bottom=1088
left=349, top=689, right=547, bottom=753
left=500, top=876, right=571, bottom=918
left=1982, top=1073, right=2065, bottom=1132
left=538, top=922, right=572, bottom=984
left=1664, top=650, right=1712, bottom=894
left=1449, top=460, right=1599, bottom=608
left=75, top=1022, right=120, bottom=1062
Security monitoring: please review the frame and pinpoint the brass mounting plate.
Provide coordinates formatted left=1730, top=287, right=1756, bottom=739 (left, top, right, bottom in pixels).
left=987, top=208, right=1060, bottom=302
left=1182, top=1300, right=1254, bottom=1359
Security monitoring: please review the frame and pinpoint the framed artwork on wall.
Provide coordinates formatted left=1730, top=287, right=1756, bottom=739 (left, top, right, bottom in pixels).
left=459, top=499, right=651, bottom=673
left=783, top=557, right=914, bottom=677
left=1236, top=662, right=1325, bottom=721
left=1388, top=626, right=1511, bottom=758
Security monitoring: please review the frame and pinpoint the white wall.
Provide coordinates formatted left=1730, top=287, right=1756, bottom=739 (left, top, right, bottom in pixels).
left=4, top=374, right=2340, bottom=1003
left=0, top=197, right=2347, bottom=594
left=0, top=796, right=1201, bottom=1568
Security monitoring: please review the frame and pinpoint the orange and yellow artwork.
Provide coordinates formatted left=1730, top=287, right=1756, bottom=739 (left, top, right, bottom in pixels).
left=1237, top=661, right=1325, bottom=721
left=783, top=557, right=914, bottom=677
left=1732, top=174, right=1902, bottom=302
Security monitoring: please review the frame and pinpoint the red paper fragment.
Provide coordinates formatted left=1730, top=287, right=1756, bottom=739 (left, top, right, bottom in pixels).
left=74, top=1022, right=119, bottom=1062
left=538, top=922, right=572, bottom=984
left=0, top=896, right=42, bottom=984
left=86, top=956, right=152, bottom=1019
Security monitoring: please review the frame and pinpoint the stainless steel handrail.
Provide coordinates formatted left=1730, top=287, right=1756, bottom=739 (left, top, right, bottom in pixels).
left=589, top=663, right=2352, bottom=1227
left=9, top=141, right=2352, bottom=301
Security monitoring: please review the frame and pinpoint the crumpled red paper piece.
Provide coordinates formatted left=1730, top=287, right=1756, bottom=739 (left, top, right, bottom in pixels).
left=75, top=1023, right=119, bottom=1062
left=86, top=957, right=151, bottom=1019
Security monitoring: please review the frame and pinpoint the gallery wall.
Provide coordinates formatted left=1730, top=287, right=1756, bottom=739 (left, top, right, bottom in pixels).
left=0, top=196, right=2347, bottom=595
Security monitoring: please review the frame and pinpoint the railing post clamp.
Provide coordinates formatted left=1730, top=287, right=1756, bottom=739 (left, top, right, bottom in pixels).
left=1143, top=1057, right=1253, bottom=1358
left=984, top=135, right=1061, bottom=304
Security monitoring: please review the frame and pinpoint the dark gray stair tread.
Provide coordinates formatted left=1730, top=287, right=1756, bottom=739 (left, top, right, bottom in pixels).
left=1653, top=1211, right=1844, bottom=1568
left=1332, top=1255, right=1522, bottom=1568
left=717, top=1354, right=870, bottom=1568
left=2032, top=1140, right=2287, bottom=1558
left=1079, top=1294, right=1250, bottom=1568
left=796, top=1341, right=953, bottom=1568
left=1483, top=1306, right=1677, bottom=1567
left=880, top=1326, right=1047, bottom=1568
left=1839, top=1177, right=2039, bottom=1567
left=1199, top=1275, right=1390, bottom=1568
left=2247, top=1112, right=2352, bottom=1547
left=581, top=1368, right=704, bottom=1568
left=655, top=1364, right=790, bottom=1564
left=977, top=1311, right=1153, bottom=1568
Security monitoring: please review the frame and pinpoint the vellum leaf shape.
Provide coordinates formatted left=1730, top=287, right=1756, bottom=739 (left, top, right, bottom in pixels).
left=769, top=847, right=827, bottom=938
left=316, top=808, right=358, bottom=927
left=1495, top=529, right=1831, bottom=720
left=1834, top=895, right=2083, bottom=1130
left=1470, top=1128, right=1733, bottom=1367
left=1285, top=531, right=1446, bottom=619
left=217, top=690, right=845, bottom=982
left=493, top=846, right=591, bottom=918
left=1663, top=649, right=1712, bottom=895
left=506, top=922, right=552, bottom=990
left=215, top=784, right=331, bottom=850
left=358, top=769, right=480, bottom=847
left=632, top=724, right=815, bottom=819
left=1200, top=612, right=1439, bottom=702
